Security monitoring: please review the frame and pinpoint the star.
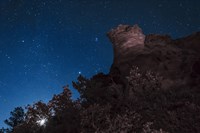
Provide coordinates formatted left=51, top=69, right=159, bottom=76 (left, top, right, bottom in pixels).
left=0, top=0, right=199, bottom=128
left=95, top=37, right=98, bottom=42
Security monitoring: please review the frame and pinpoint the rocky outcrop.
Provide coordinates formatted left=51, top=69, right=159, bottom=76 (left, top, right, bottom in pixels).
left=107, top=24, right=145, bottom=65
left=144, top=34, right=172, bottom=47
left=107, top=24, right=200, bottom=88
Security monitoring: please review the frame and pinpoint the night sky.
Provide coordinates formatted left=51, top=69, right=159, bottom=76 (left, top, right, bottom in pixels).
left=0, top=0, right=200, bottom=127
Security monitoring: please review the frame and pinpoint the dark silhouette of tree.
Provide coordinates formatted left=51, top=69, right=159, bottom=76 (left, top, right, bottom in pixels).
left=3, top=107, right=25, bottom=132
left=26, top=101, right=51, bottom=125
left=0, top=127, right=9, bottom=133
left=77, top=67, right=168, bottom=133
left=11, top=101, right=50, bottom=133
left=72, top=73, right=124, bottom=107
left=2, top=66, right=200, bottom=133
left=45, top=86, right=81, bottom=133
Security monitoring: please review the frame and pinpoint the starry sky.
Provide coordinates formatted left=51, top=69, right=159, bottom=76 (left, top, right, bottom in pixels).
left=0, top=0, right=200, bottom=127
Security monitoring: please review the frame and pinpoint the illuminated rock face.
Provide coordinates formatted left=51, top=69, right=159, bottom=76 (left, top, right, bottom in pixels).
left=107, top=24, right=200, bottom=88
left=107, top=24, right=145, bottom=64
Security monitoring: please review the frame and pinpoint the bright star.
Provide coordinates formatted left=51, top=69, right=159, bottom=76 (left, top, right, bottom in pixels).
left=95, top=37, right=98, bottom=42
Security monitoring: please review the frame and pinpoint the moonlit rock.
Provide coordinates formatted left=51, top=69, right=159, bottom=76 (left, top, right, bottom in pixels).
left=107, top=24, right=145, bottom=65
left=107, top=24, right=200, bottom=88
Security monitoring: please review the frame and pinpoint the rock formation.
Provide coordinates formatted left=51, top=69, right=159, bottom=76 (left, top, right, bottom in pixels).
left=107, top=24, right=200, bottom=88
left=107, top=24, right=145, bottom=65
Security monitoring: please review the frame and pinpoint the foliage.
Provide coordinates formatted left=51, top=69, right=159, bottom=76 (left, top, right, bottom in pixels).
left=125, top=67, right=200, bottom=133
left=0, top=128, right=9, bottom=133
left=44, top=86, right=81, bottom=133
left=80, top=103, right=142, bottom=133
left=72, top=73, right=116, bottom=106
left=2, top=66, right=200, bottom=133
left=3, top=107, right=25, bottom=132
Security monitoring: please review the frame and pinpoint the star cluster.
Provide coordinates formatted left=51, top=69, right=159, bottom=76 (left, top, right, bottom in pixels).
left=0, top=0, right=200, bottom=127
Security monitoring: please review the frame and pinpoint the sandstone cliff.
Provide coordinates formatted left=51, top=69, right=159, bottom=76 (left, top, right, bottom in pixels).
left=107, top=24, right=200, bottom=89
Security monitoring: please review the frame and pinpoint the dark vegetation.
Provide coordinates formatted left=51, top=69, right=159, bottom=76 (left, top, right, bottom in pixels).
left=1, top=66, right=200, bottom=133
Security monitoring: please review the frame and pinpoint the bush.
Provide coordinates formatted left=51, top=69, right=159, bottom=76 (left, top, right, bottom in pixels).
left=2, top=66, right=200, bottom=133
